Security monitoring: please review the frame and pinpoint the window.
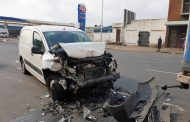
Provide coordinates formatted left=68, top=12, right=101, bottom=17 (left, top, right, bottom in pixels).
left=43, top=31, right=92, bottom=49
left=33, top=32, right=44, bottom=50
left=182, top=0, right=190, bottom=13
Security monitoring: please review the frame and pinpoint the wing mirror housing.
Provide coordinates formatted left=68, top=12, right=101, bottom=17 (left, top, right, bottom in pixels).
left=31, top=46, right=44, bottom=55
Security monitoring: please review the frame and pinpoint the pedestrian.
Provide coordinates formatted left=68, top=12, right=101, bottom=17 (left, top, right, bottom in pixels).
left=157, top=37, right=162, bottom=52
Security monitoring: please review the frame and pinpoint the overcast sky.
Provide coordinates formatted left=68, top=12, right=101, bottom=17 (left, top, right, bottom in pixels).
left=0, top=0, right=169, bottom=26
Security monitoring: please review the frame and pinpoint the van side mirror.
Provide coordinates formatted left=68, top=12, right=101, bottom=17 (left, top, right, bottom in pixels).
left=31, top=46, right=44, bottom=55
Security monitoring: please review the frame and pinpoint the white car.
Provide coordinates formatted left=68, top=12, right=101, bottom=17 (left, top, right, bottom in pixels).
left=0, top=33, right=8, bottom=38
left=19, top=25, right=120, bottom=101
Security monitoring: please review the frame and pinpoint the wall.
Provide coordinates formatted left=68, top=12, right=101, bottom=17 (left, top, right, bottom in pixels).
left=124, top=19, right=166, bottom=45
left=93, top=28, right=117, bottom=42
left=167, top=0, right=187, bottom=21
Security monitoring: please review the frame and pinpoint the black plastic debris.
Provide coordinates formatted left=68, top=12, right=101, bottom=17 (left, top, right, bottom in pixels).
left=10, top=77, right=170, bottom=122
left=83, top=106, right=97, bottom=121
left=105, top=77, right=170, bottom=122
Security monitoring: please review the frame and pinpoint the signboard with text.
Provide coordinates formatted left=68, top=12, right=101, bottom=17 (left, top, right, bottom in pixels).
left=78, top=4, right=86, bottom=31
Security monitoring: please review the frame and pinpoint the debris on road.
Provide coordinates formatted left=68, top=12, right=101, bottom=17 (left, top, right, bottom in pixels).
left=29, top=109, right=35, bottom=112
left=41, top=112, right=45, bottom=116
left=15, top=60, right=19, bottom=63
left=11, top=77, right=172, bottom=122
left=16, top=67, right=22, bottom=70
left=162, top=102, right=185, bottom=112
left=104, top=77, right=160, bottom=122
left=26, top=104, right=31, bottom=110
left=58, top=117, right=66, bottom=122
left=83, top=106, right=97, bottom=121
left=40, top=92, right=51, bottom=99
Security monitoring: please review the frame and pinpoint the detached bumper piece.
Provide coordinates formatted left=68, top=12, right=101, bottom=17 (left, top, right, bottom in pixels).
left=79, top=72, right=120, bottom=88
left=106, top=77, right=169, bottom=122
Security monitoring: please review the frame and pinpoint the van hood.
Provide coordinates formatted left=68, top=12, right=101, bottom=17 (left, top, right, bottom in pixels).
left=59, top=42, right=106, bottom=58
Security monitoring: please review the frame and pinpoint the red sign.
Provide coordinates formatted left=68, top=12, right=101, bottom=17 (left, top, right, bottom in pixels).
left=80, top=5, right=86, bottom=13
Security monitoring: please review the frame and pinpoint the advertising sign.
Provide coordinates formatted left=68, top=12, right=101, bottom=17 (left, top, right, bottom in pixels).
left=78, top=4, right=86, bottom=31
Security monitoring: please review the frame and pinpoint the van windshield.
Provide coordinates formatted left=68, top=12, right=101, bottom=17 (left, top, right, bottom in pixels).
left=43, top=31, right=92, bottom=48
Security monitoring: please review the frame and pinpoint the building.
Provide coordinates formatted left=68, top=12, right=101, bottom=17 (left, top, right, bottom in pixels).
left=93, top=23, right=123, bottom=43
left=124, top=19, right=166, bottom=46
left=92, top=19, right=166, bottom=46
left=165, top=0, right=190, bottom=48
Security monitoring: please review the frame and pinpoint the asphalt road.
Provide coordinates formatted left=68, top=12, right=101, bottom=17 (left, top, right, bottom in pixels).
left=0, top=41, right=190, bottom=122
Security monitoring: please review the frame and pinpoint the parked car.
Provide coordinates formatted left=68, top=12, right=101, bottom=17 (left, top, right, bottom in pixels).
left=0, top=28, right=9, bottom=38
left=19, top=25, right=120, bottom=101
left=0, top=33, right=5, bottom=38
left=0, top=32, right=9, bottom=38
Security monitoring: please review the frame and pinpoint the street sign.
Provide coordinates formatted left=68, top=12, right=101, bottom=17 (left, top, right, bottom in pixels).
left=78, top=4, right=86, bottom=31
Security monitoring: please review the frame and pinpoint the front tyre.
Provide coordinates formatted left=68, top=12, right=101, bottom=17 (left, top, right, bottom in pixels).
left=20, top=59, right=29, bottom=75
left=47, top=75, right=66, bottom=102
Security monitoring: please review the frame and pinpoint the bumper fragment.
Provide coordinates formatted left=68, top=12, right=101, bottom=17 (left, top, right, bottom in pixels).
left=80, top=72, right=120, bottom=88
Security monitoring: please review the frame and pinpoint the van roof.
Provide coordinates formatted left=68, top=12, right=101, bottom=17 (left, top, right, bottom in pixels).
left=22, top=25, right=82, bottom=32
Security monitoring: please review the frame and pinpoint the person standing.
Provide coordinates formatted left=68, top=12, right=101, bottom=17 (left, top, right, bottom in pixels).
left=157, top=37, right=162, bottom=52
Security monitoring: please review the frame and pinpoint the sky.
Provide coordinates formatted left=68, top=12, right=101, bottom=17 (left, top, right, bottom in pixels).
left=0, top=0, right=169, bottom=26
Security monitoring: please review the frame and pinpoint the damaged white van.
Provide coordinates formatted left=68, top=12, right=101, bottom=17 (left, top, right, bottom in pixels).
left=19, top=25, right=120, bottom=101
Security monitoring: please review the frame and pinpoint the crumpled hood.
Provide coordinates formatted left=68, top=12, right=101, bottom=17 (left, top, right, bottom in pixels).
left=59, top=42, right=105, bottom=58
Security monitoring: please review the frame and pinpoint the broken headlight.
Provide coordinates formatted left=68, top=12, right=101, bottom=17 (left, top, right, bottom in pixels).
left=109, top=57, right=117, bottom=71
left=50, top=61, right=63, bottom=71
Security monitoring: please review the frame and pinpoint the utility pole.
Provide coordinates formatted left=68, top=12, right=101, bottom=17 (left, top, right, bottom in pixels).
left=100, top=0, right=104, bottom=41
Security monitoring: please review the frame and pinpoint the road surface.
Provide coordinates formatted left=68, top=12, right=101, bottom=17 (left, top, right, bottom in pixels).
left=0, top=41, right=190, bottom=121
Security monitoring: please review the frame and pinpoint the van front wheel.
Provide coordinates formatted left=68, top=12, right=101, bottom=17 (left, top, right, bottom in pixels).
left=47, top=75, right=66, bottom=102
left=21, top=59, right=29, bottom=75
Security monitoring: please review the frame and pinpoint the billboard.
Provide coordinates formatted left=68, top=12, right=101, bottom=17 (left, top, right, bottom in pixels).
left=124, top=9, right=136, bottom=25
left=78, top=4, right=86, bottom=31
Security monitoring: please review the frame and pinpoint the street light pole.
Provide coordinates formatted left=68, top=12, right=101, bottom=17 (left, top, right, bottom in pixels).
left=100, top=0, right=104, bottom=41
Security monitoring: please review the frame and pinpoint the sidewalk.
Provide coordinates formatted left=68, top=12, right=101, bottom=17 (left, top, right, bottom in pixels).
left=106, top=45, right=184, bottom=54
left=0, top=38, right=19, bottom=43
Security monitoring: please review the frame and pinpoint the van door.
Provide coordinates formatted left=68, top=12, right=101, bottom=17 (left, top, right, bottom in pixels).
left=30, top=31, right=46, bottom=83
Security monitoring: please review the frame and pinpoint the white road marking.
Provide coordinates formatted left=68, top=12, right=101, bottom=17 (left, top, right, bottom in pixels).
left=145, top=69, right=178, bottom=75
left=15, top=60, right=19, bottom=63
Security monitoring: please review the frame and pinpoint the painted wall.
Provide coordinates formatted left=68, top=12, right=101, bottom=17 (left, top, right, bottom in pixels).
left=93, top=28, right=117, bottom=43
left=124, top=19, right=166, bottom=45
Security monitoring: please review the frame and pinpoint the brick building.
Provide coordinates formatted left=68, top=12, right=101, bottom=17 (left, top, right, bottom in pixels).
left=165, top=0, right=190, bottom=48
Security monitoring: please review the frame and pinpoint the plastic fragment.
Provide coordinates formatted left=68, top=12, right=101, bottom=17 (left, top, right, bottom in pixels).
left=83, top=107, right=96, bottom=121
left=162, top=103, right=185, bottom=112
left=40, top=92, right=50, bottom=99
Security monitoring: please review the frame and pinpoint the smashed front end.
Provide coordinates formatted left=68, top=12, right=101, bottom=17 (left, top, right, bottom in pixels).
left=42, top=42, right=120, bottom=101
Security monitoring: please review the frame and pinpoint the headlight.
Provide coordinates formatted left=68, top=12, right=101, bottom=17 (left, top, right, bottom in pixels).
left=50, top=61, right=63, bottom=71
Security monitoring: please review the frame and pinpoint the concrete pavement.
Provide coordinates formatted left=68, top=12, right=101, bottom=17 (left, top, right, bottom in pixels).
left=107, top=44, right=184, bottom=54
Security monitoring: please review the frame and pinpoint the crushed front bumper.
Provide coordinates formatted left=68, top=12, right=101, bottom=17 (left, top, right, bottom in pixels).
left=79, top=72, right=120, bottom=88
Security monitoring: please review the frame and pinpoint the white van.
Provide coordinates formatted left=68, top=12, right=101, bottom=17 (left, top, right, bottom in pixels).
left=19, top=25, right=119, bottom=101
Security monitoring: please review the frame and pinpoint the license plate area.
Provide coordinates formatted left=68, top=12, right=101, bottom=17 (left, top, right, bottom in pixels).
left=84, top=67, right=105, bottom=80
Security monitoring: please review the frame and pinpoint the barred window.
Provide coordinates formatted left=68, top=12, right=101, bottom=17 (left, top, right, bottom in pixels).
left=182, top=0, right=190, bottom=13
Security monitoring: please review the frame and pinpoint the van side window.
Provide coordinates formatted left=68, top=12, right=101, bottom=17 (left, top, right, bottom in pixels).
left=33, top=32, right=44, bottom=50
